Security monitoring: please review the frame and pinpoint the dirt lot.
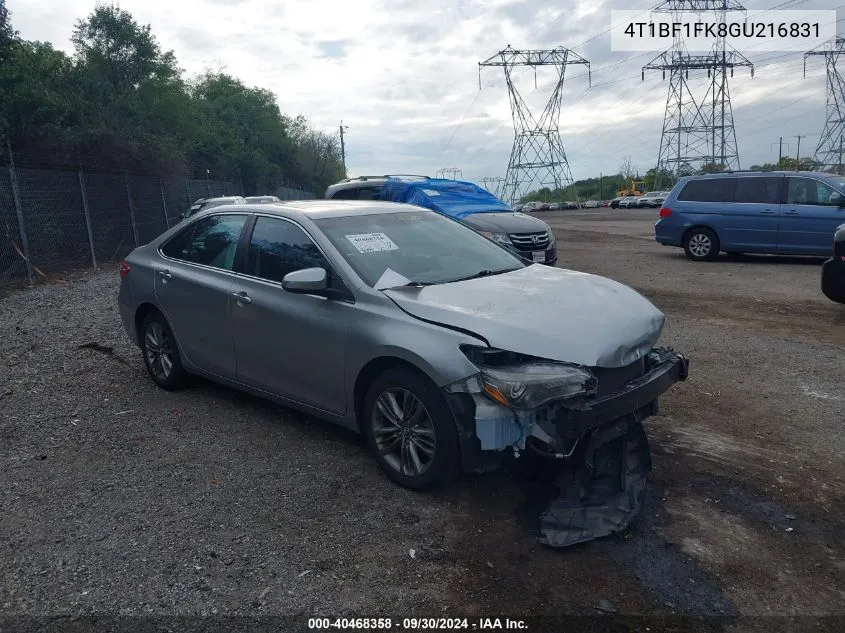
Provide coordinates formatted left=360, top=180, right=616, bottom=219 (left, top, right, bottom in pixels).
left=1, top=208, right=844, bottom=631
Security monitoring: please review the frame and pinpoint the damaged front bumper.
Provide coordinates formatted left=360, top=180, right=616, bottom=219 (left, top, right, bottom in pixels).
left=444, top=347, right=689, bottom=548
left=444, top=347, right=689, bottom=466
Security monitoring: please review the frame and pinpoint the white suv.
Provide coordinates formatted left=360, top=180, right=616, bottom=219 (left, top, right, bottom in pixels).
left=324, top=175, right=429, bottom=200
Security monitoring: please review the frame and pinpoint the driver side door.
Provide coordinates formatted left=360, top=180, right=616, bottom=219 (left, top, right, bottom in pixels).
left=229, top=215, right=352, bottom=414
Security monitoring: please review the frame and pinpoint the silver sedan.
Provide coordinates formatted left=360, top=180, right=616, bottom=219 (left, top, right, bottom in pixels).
left=118, top=201, right=688, bottom=490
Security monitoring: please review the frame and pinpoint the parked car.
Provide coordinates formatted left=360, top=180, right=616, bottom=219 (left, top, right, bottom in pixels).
left=822, top=223, right=845, bottom=303
left=182, top=196, right=246, bottom=219
left=655, top=171, right=845, bottom=261
left=512, top=203, right=524, bottom=212
left=619, top=196, right=640, bottom=208
left=245, top=195, right=282, bottom=204
left=583, top=200, right=599, bottom=208
left=118, top=200, right=688, bottom=493
left=326, top=177, right=557, bottom=265
left=637, top=192, right=664, bottom=208
left=521, top=201, right=542, bottom=212
left=324, top=175, right=429, bottom=200
left=378, top=178, right=558, bottom=266
left=609, top=197, right=623, bottom=208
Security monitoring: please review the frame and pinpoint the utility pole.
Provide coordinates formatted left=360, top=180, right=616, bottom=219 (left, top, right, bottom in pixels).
left=599, top=172, right=603, bottom=200
left=840, top=134, right=844, bottom=175
left=771, top=138, right=789, bottom=165
left=339, top=121, right=349, bottom=175
left=794, top=135, right=806, bottom=168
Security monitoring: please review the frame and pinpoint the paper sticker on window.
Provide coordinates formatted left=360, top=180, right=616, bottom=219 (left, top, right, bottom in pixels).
left=345, top=232, right=398, bottom=253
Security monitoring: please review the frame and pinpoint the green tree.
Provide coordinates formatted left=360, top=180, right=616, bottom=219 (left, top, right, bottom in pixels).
left=0, top=40, right=75, bottom=148
left=70, top=3, right=188, bottom=171
left=0, top=0, right=14, bottom=63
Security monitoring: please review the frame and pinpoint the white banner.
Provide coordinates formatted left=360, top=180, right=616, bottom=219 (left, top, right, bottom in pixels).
left=610, top=9, right=836, bottom=52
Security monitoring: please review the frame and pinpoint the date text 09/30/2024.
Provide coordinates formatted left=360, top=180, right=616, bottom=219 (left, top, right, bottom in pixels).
left=308, top=618, right=529, bottom=630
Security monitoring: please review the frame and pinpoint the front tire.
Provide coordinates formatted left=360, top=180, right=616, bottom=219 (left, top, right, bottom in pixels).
left=140, top=311, right=187, bottom=390
left=684, top=227, right=720, bottom=262
left=363, top=368, right=460, bottom=490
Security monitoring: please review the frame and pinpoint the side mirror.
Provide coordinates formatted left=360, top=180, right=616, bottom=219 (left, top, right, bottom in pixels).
left=834, top=194, right=845, bottom=208
left=282, top=267, right=328, bottom=293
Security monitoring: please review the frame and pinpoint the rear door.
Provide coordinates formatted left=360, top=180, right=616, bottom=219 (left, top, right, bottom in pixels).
left=721, top=175, right=781, bottom=252
left=155, top=213, right=249, bottom=378
left=778, top=177, right=845, bottom=254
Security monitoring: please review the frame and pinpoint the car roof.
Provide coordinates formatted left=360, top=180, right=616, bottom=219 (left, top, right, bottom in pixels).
left=210, top=199, right=424, bottom=219
left=195, top=196, right=244, bottom=203
left=682, top=170, right=840, bottom=180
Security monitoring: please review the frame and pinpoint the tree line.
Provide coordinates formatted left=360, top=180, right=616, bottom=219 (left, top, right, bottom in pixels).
left=0, top=1, right=345, bottom=196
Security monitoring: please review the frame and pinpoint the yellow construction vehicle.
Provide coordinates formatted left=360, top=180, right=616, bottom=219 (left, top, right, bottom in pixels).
left=616, top=180, right=647, bottom=197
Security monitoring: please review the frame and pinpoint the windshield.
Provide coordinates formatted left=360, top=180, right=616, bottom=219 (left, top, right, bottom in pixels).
left=313, top=210, right=524, bottom=287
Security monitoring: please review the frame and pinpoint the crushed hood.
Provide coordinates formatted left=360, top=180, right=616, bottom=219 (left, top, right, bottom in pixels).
left=383, top=265, right=665, bottom=368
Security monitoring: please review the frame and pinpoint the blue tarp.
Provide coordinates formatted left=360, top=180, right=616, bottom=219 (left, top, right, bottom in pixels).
left=379, top=178, right=512, bottom=220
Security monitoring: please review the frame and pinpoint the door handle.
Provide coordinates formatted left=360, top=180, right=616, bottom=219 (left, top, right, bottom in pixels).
left=759, top=210, right=775, bottom=215
left=231, top=291, right=252, bottom=305
left=158, top=269, right=172, bottom=280
left=783, top=209, right=799, bottom=215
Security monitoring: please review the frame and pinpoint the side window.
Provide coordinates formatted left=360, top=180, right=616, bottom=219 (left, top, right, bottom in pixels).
left=787, top=178, right=842, bottom=206
left=330, top=188, right=359, bottom=200
left=246, top=217, right=332, bottom=283
left=734, top=177, right=782, bottom=204
left=161, top=214, right=247, bottom=270
left=677, top=178, right=735, bottom=202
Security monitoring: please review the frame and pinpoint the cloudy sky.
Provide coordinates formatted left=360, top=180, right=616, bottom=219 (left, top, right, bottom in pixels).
left=7, top=0, right=839, bottom=184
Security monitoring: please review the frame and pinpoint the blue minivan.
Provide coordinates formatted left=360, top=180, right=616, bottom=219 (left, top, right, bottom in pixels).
left=654, top=171, right=845, bottom=261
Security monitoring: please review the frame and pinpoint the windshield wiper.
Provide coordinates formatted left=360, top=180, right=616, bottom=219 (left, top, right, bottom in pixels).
left=445, top=267, right=520, bottom=284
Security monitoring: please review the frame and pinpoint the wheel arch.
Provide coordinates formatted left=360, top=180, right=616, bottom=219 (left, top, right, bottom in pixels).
left=682, top=223, right=721, bottom=246
left=352, top=356, right=438, bottom=432
left=134, top=302, right=162, bottom=343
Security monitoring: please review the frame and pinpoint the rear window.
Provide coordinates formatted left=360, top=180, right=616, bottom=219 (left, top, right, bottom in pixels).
left=677, top=178, right=736, bottom=202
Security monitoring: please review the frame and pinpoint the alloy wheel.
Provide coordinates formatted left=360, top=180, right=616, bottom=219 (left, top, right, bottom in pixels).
left=144, top=322, right=174, bottom=381
left=372, top=388, right=436, bottom=477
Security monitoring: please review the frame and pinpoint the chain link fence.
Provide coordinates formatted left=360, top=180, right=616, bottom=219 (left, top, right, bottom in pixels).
left=0, top=163, right=316, bottom=289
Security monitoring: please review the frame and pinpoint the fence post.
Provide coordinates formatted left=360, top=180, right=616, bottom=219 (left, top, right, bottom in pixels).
left=7, top=144, right=34, bottom=287
left=159, top=178, right=170, bottom=229
left=124, top=173, right=139, bottom=247
left=185, top=181, right=191, bottom=207
left=78, top=168, right=98, bottom=269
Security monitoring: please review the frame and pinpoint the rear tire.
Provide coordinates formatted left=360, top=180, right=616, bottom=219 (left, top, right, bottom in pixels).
left=140, top=311, right=188, bottom=390
left=683, top=227, right=720, bottom=262
left=362, top=367, right=460, bottom=491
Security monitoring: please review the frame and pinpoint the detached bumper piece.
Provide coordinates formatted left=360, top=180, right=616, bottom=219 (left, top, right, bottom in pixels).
left=539, top=415, right=651, bottom=548
left=539, top=348, right=689, bottom=549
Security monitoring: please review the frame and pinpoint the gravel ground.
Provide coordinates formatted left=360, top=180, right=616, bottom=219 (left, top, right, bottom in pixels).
left=2, top=209, right=844, bottom=631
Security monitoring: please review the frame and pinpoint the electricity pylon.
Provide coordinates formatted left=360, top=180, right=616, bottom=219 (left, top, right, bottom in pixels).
left=643, top=1, right=752, bottom=186
left=479, top=176, right=505, bottom=198
left=479, top=46, right=590, bottom=204
left=805, top=37, right=845, bottom=174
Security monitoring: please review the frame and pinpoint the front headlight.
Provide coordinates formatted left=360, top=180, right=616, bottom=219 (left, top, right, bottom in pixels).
left=459, top=346, right=596, bottom=410
left=479, top=231, right=512, bottom=246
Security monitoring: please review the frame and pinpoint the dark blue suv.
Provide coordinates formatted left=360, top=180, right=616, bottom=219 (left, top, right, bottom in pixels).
left=654, top=171, right=845, bottom=261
